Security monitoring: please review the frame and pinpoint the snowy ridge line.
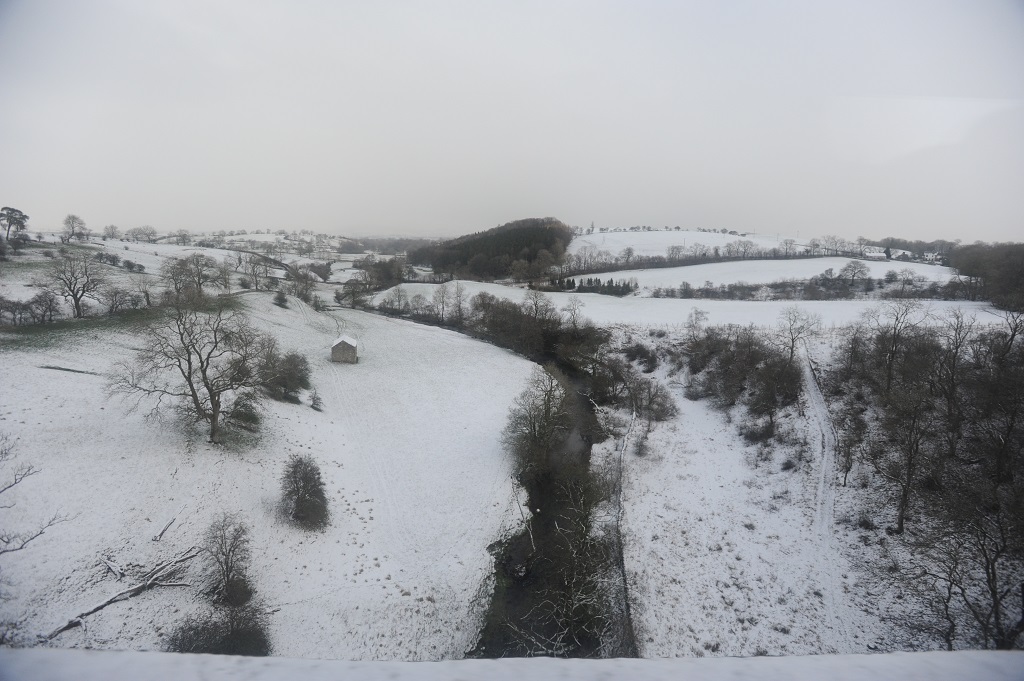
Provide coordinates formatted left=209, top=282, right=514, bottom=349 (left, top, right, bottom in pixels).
left=800, top=341, right=853, bottom=653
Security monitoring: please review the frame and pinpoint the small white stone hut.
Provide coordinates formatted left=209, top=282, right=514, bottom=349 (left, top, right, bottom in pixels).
left=331, top=335, right=358, bottom=364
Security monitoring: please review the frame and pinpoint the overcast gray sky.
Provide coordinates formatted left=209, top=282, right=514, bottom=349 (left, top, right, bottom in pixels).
left=1, top=0, right=1022, bottom=242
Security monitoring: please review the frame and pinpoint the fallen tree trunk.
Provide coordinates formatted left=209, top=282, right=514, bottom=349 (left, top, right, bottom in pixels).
left=48, top=547, right=200, bottom=640
left=152, top=504, right=186, bottom=542
left=98, top=557, right=125, bottom=580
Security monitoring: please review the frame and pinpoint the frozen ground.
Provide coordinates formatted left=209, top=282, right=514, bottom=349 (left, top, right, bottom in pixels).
left=598, top=326, right=879, bottom=657
left=0, top=295, right=534, bottom=659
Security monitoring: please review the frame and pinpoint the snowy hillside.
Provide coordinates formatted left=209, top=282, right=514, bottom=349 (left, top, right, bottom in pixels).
left=0, top=296, right=534, bottom=659
left=1, top=235, right=1015, bottom=668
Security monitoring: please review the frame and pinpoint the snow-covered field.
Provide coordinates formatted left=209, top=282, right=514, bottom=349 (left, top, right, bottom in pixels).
left=2, top=233, right=1014, bottom=668
left=0, top=240, right=240, bottom=304
left=604, top=258, right=952, bottom=292
left=585, top=325, right=875, bottom=658
left=0, top=296, right=534, bottom=659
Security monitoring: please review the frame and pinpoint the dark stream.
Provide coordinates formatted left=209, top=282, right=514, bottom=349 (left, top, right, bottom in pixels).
left=471, top=361, right=637, bottom=658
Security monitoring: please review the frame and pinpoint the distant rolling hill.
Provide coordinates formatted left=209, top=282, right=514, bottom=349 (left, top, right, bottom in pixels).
left=408, top=217, right=572, bottom=279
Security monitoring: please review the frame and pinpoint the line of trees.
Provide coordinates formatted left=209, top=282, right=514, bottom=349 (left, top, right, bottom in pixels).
left=543, top=277, right=639, bottom=297
left=560, top=239, right=822, bottom=279
left=378, top=285, right=674, bottom=428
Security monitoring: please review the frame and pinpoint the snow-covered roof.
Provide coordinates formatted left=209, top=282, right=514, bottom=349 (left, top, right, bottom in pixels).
left=333, top=335, right=357, bottom=348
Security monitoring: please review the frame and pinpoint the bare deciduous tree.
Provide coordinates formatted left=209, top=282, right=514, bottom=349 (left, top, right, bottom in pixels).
left=863, top=300, right=926, bottom=392
left=131, top=273, right=155, bottom=307
left=108, top=302, right=272, bottom=443
left=839, top=260, right=870, bottom=286
left=288, top=266, right=316, bottom=301
left=773, top=306, right=821, bottom=369
left=97, top=282, right=143, bottom=315
left=242, top=253, right=270, bottom=291
left=431, top=281, right=451, bottom=323
left=217, top=258, right=234, bottom=292
left=204, top=513, right=252, bottom=605
left=869, top=386, right=936, bottom=534
left=520, top=290, right=560, bottom=335
left=49, top=254, right=105, bottom=318
left=60, top=214, right=85, bottom=243
left=502, top=366, right=572, bottom=475
left=379, top=285, right=408, bottom=313
left=184, top=253, right=221, bottom=293
left=0, top=435, right=67, bottom=591
left=450, top=281, right=467, bottom=326
left=561, top=296, right=585, bottom=332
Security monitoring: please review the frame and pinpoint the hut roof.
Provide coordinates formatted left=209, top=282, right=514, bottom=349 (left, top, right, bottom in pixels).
left=333, top=335, right=358, bottom=348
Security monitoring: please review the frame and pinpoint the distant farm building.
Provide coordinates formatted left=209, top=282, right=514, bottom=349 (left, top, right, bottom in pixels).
left=331, top=336, right=358, bottom=363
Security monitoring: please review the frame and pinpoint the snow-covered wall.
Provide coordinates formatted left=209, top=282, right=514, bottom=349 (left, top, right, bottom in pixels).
left=2, top=649, right=1021, bottom=681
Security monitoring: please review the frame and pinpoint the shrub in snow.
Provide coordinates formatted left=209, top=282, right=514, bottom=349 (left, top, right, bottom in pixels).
left=229, top=390, right=262, bottom=430
left=165, top=606, right=270, bottom=656
left=623, top=342, right=658, bottom=372
left=273, top=290, right=288, bottom=308
left=259, top=348, right=312, bottom=402
left=281, top=454, right=329, bottom=529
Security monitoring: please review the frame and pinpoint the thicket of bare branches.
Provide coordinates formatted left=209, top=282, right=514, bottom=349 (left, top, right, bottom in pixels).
left=829, top=305, right=1024, bottom=649
left=501, top=366, right=573, bottom=478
